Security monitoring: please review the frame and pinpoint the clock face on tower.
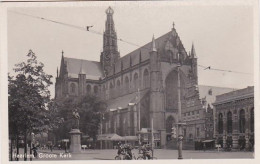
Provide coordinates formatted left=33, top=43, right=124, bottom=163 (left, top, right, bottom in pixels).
left=105, top=52, right=110, bottom=61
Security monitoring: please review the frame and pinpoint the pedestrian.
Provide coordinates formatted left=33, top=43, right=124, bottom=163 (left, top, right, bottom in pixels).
left=50, top=145, right=53, bottom=152
left=31, top=146, right=38, bottom=158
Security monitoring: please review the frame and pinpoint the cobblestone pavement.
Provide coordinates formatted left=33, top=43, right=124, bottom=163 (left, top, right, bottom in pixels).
left=13, top=148, right=254, bottom=161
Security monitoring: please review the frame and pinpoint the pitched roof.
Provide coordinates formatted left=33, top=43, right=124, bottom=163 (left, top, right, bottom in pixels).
left=64, top=57, right=104, bottom=80
left=198, top=85, right=236, bottom=108
left=215, top=86, right=254, bottom=104
left=107, top=89, right=149, bottom=111
left=111, top=29, right=187, bottom=76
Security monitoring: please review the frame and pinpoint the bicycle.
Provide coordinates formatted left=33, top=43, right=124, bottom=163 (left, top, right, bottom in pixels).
left=137, top=152, right=157, bottom=160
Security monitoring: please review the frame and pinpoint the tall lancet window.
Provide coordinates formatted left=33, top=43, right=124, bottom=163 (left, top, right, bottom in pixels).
left=70, top=83, right=76, bottom=94
left=218, top=113, right=223, bottom=134
left=250, top=108, right=254, bottom=132
left=227, top=111, right=232, bottom=134
left=143, top=69, right=149, bottom=89
left=125, top=76, right=129, bottom=94
left=109, top=82, right=114, bottom=99
left=239, top=109, right=245, bottom=133
left=133, top=73, right=139, bottom=91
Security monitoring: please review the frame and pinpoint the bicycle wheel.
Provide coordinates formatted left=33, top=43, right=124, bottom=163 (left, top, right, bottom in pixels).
left=137, top=156, right=144, bottom=160
left=115, top=156, right=121, bottom=160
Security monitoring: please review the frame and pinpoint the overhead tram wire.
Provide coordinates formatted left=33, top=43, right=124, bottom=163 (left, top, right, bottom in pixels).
left=9, top=10, right=149, bottom=51
left=10, top=10, right=253, bottom=76
left=198, top=65, right=252, bottom=75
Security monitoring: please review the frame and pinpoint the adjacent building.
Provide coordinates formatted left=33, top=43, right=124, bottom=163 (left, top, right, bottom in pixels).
left=213, top=86, right=254, bottom=150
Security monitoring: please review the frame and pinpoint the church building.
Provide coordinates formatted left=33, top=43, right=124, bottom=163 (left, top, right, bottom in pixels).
left=55, top=7, right=232, bottom=148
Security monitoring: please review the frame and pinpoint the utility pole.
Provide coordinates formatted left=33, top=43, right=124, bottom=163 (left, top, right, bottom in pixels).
left=138, top=88, right=141, bottom=152
left=177, top=64, right=183, bottom=159
left=151, top=116, right=154, bottom=159
left=100, top=114, right=103, bottom=150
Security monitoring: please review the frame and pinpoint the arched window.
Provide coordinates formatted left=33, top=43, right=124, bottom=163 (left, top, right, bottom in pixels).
left=143, top=69, right=149, bottom=89
left=165, top=70, right=185, bottom=111
left=218, top=113, right=223, bottom=134
left=133, top=73, right=139, bottom=91
left=227, top=111, right=232, bottom=134
left=70, top=83, right=76, bottom=93
left=125, top=76, right=129, bottom=94
left=250, top=108, right=254, bottom=132
left=116, top=80, right=121, bottom=97
left=109, top=82, right=114, bottom=98
left=167, top=50, right=176, bottom=63
left=239, top=109, right=245, bottom=133
left=166, top=116, right=175, bottom=133
left=117, top=80, right=120, bottom=88
left=86, top=84, right=91, bottom=94
left=94, top=86, right=98, bottom=94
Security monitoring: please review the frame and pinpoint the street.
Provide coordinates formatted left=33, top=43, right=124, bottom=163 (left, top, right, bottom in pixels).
left=12, top=148, right=254, bottom=161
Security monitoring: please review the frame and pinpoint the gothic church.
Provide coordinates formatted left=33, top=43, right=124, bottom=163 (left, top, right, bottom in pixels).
left=55, top=7, right=212, bottom=148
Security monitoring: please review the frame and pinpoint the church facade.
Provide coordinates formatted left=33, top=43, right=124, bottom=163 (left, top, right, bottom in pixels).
left=55, top=7, right=230, bottom=148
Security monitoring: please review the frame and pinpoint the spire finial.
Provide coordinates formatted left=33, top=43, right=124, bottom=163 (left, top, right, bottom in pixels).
left=106, top=6, right=114, bottom=15
left=151, top=35, right=157, bottom=52
left=57, top=67, right=59, bottom=78
left=79, top=60, right=85, bottom=74
left=191, top=42, right=197, bottom=58
left=62, top=50, right=64, bottom=56
left=172, top=21, right=175, bottom=28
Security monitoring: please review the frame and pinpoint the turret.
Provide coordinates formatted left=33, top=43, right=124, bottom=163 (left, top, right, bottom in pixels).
left=78, top=61, right=86, bottom=96
left=149, top=35, right=166, bottom=146
left=191, top=43, right=198, bottom=84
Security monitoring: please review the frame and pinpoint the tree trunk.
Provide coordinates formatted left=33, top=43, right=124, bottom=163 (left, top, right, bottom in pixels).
left=29, top=140, right=32, bottom=161
left=24, top=132, right=27, bottom=161
left=10, top=138, right=13, bottom=161
left=16, top=134, right=19, bottom=161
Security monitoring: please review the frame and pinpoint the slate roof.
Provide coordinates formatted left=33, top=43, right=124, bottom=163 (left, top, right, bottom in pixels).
left=110, top=30, right=187, bottom=76
left=214, top=86, right=254, bottom=104
left=198, top=85, right=236, bottom=108
left=107, top=89, right=149, bottom=111
left=64, top=57, right=104, bottom=80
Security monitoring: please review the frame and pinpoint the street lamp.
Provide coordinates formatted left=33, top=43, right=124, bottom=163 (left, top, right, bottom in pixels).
left=177, top=64, right=184, bottom=159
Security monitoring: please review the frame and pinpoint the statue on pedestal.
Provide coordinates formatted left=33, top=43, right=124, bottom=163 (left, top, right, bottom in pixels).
left=72, top=108, right=80, bottom=129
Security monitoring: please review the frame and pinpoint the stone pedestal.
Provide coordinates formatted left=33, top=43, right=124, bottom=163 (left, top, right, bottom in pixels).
left=69, top=129, right=81, bottom=153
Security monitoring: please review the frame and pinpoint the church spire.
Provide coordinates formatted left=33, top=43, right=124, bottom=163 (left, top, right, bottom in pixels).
left=101, top=6, right=120, bottom=76
left=191, top=43, right=197, bottom=58
left=79, top=60, right=85, bottom=74
left=151, top=35, right=157, bottom=52
left=57, top=67, right=59, bottom=78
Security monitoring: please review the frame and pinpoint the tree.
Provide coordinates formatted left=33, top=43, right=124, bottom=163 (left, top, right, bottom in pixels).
left=8, top=50, right=52, bottom=161
left=50, top=95, right=107, bottom=148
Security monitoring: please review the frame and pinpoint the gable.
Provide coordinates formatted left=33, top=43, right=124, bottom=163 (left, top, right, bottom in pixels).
left=64, top=57, right=104, bottom=80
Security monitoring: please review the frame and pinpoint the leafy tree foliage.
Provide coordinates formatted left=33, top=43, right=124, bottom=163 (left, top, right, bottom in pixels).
left=8, top=50, right=52, bottom=160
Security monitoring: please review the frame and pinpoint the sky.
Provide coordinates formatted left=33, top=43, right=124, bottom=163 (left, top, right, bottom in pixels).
left=7, top=2, right=254, bottom=98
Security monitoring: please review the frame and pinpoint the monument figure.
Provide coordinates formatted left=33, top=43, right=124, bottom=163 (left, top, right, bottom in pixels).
left=72, top=108, right=80, bottom=129
left=69, top=108, right=81, bottom=153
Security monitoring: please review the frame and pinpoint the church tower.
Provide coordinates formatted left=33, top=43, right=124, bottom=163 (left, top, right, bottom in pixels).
left=100, top=7, right=120, bottom=76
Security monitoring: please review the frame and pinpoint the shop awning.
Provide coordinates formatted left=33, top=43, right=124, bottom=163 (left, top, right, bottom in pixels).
left=202, top=140, right=214, bottom=143
left=97, top=133, right=124, bottom=141
left=122, top=136, right=138, bottom=141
